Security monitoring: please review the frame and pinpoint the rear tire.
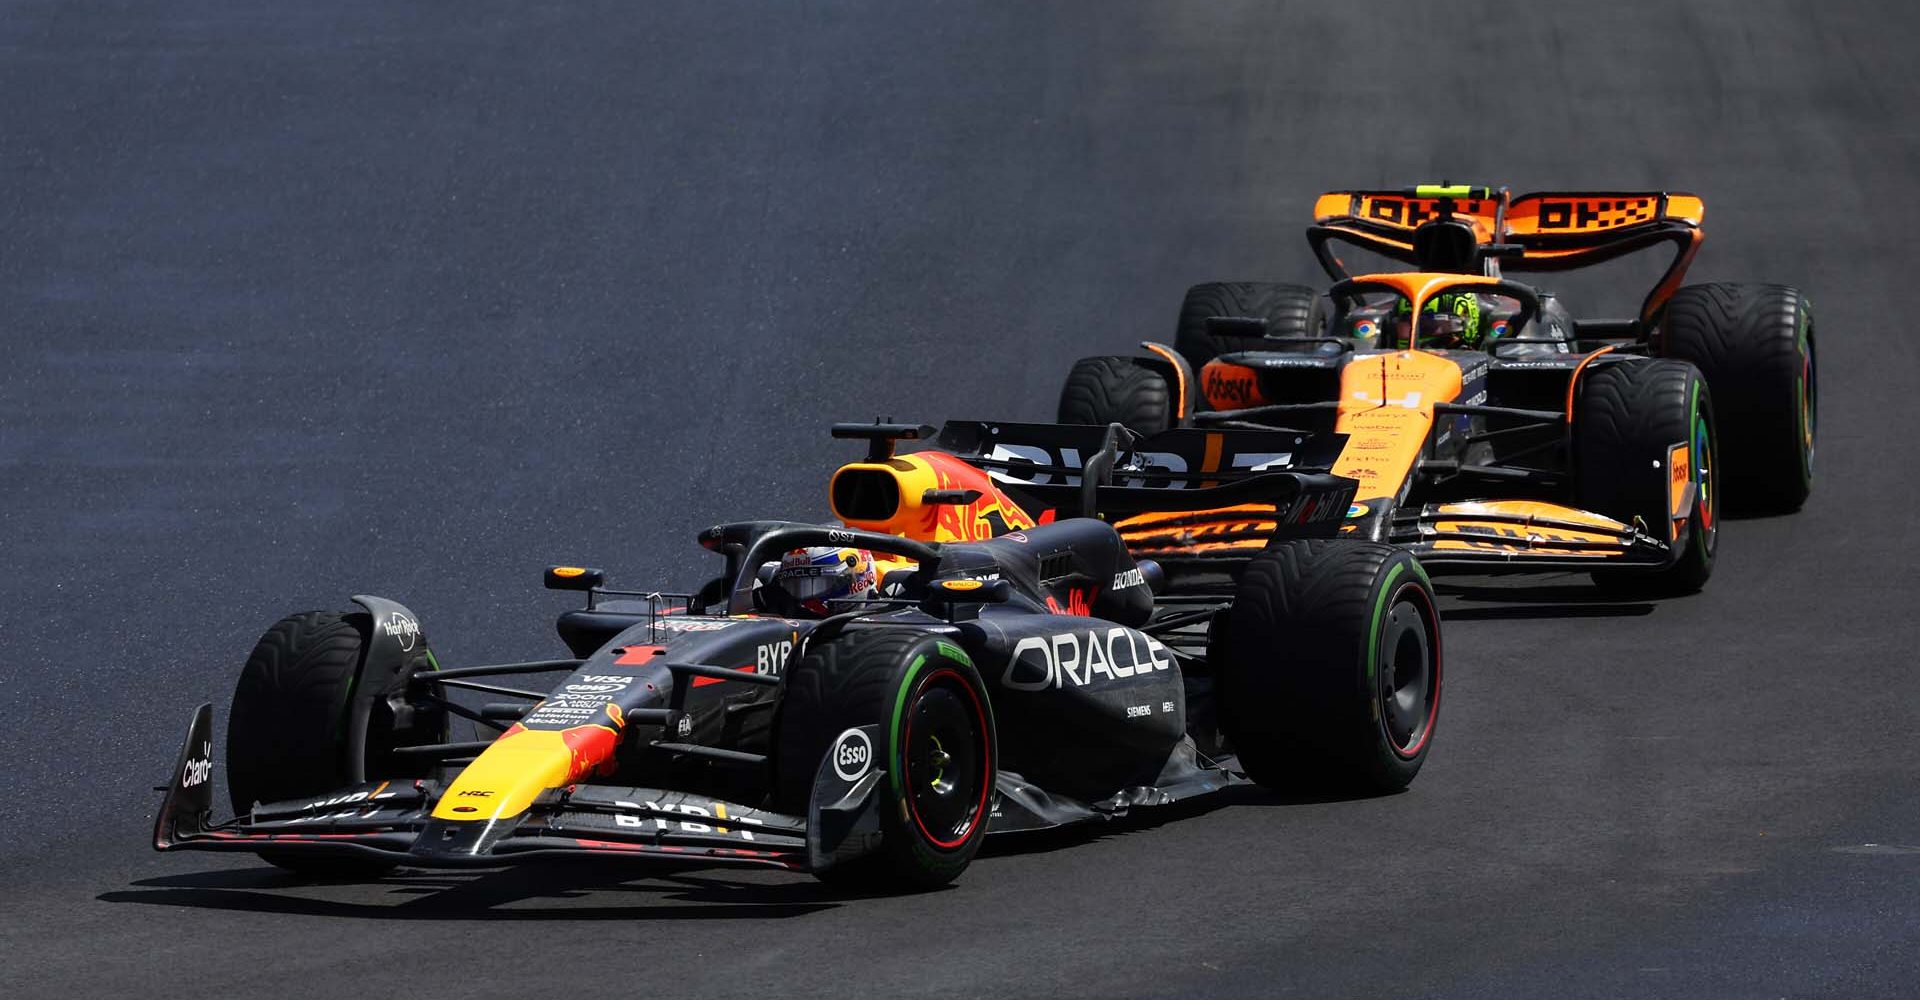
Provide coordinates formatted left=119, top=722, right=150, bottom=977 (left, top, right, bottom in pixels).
left=1574, top=360, right=1718, bottom=596
left=1058, top=355, right=1172, bottom=437
left=1212, top=540, right=1441, bottom=794
left=1174, top=282, right=1323, bottom=369
left=776, top=631, right=996, bottom=891
left=1655, top=283, right=1815, bottom=514
left=227, top=611, right=395, bottom=877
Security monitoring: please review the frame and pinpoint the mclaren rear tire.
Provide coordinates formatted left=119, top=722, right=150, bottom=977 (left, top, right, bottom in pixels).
left=1058, top=355, right=1172, bottom=438
left=776, top=630, right=996, bottom=891
left=1574, top=360, right=1719, bottom=597
left=1212, top=540, right=1441, bottom=795
left=227, top=611, right=397, bottom=877
left=1655, top=282, right=1815, bottom=514
left=1174, top=281, right=1323, bottom=369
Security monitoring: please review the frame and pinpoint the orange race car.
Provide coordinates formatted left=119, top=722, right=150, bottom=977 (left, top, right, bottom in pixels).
left=1054, top=184, right=1817, bottom=594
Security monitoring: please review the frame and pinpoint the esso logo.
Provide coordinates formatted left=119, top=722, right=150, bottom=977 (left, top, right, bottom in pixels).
left=831, top=728, right=872, bottom=782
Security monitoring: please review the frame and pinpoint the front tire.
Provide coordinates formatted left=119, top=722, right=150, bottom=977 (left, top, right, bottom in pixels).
left=227, top=611, right=394, bottom=876
left=1655, top=283, right=1815, bottom=514
left=1575, top=360, right=1719, bottom=596
left=776, top=631, right=997, bottom=891
left=1212, top=540, right=1441, bottom=794
left=1057, top=355, right=1172, bottom=437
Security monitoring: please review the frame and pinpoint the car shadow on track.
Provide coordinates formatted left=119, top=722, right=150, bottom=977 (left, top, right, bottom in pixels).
left=1434, top=580, right=1657, bottom=622
left=96, top=861, right=852, bottom=920
left=981, top=783, right=1383, bottom=859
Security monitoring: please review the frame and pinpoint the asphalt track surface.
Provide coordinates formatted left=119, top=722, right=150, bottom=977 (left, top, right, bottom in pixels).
left=4, top=2, right=1918, bottom=997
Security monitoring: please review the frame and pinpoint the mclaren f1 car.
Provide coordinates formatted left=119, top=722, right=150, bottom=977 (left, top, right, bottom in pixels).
left=1057, top=184, right=1817, bottom=593
left=156, top=422, right=1440, bottom=890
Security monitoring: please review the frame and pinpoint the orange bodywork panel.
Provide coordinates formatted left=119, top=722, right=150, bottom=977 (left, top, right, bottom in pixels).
left=1667, top=443, right=1694, bottom=522
left=1422, top=500, right=1634, bottom=557
left=1331, top=349, right=1462, bottom=500
left=1348, top=272, right=1507, bottom=313
left=1116, top=503, right=1281, bottom=555
left=1314, top=191, right=1503, bottom=238
left=1505, top=193, right=1703, bottom=235
left=1141, top=342, right=1191, bottom=419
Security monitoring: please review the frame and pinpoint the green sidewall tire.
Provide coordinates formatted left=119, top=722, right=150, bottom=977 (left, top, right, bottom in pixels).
left=1174, top=281, right=1323, bottom=369
left=1575, top=360, right=1719, bottom=597
left=227, top=610, right=395, bottom=877
left=776, top=631, right=997, bottom=891
left=1212, top=540, right=1442, bottom=795
left=1656, top=283, right=1815, bottom=514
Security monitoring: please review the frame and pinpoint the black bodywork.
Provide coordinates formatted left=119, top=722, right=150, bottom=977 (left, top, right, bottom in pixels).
left=154, top=467, right=1348, bottom=872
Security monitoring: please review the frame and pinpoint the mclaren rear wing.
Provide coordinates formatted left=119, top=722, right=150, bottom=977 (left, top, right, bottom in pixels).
left=1307, top=184, right=1706, bottom=325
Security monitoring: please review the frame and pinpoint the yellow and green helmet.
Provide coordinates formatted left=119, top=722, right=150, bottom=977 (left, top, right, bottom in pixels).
left=1394, top=290, right=1485, bottom=348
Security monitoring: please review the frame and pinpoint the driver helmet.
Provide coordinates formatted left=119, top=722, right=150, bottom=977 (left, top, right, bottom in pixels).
left=1392, top=290, right=1485, bottom=349
left=772, top=546, right=880, bottom=615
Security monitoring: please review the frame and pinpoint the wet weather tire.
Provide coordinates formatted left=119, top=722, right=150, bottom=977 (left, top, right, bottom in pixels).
left=1058, top=355, right=1172, bottom=437
left=776, top=631, right=996, bottom=891
left=1212, top=540, right=1441, bottom=794
left=1575, top=360, right=1719, bottom=596
left=227, top=611, right=394, bottom=877
left=1174, top=282, right=1323, bottom=369
left=1656, top=283, right=1815, bottom=514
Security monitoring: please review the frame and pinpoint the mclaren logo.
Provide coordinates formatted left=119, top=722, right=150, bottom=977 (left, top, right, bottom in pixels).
left=1003, top=628, right=1173, bottom=691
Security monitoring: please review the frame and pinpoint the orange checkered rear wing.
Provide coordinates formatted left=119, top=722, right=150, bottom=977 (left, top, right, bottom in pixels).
left=1308, top=186, right=1706, bottom=325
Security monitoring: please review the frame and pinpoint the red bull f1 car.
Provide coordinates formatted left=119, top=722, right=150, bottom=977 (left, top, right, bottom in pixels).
left=1058, top=184, right=1816, bottom=593
left=156, top=422, right=1439, bottom=890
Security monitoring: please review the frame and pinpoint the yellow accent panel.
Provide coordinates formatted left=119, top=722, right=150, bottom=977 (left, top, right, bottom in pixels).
left=830, top=453, right=1034, bottom=543
left=1331, top=352, right=1461, bottom=498
left=432, top=729, right=575, bottom=823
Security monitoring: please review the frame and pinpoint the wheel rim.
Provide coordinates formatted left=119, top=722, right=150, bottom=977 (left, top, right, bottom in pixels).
left=1378, top=583, right=1440, bottom=758
left=903, top=669, right=990, bottom=850
left=1800, top=330, right=1817, bottom=482
left=1693, top=395, right=1717, bottom=555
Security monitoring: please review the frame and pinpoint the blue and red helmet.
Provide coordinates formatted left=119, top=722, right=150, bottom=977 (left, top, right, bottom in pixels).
left=772, top=546, right=880, bottom=616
